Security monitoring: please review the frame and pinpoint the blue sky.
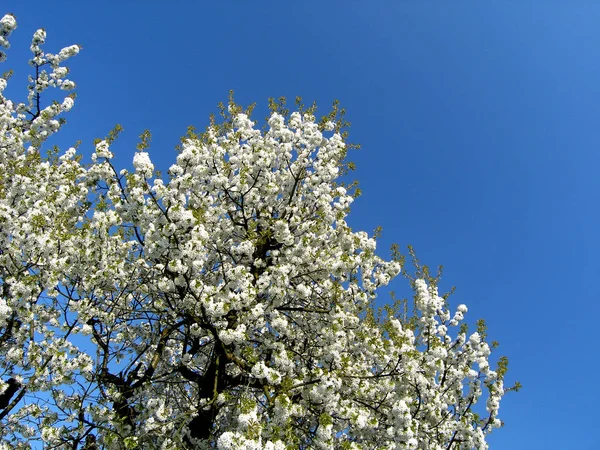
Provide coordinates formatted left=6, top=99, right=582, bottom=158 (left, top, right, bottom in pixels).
left=3, top=2, right=600, bottom=449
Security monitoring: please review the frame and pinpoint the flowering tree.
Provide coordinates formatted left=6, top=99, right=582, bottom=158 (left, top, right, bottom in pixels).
left=0, top=14, right=518, bottom=450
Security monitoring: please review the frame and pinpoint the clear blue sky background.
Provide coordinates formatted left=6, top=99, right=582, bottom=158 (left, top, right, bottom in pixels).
left=3, top=2, right=599, bottom=449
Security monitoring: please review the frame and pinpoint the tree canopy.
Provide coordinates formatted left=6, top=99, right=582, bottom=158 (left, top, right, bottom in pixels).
left=0, top=14, right=517, bottom=449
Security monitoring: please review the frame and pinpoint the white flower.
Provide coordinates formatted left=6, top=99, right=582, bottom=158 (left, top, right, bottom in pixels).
left=92, top=140, right=113, bottom=160
left=32, top=29, right=46, bottom=45
left=0, top=299, right=10, bottom=324
left=57, top=45, right=80, bottom=61
left=133, top=151, right=154, bottom=177
left=469, top=332, right=481, bottom=345
left=60, top=79, right=76, bottom=90
left=61, top=97, right=74, bottom=111
left=0, top=14, right=17, bottom=34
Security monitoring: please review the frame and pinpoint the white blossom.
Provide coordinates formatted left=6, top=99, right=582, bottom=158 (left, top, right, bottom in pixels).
left=133, top=151, right=154, bottom=177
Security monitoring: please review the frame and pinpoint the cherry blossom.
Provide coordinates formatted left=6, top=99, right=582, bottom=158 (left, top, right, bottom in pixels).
left=0, top=14, right=518, bottom=449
